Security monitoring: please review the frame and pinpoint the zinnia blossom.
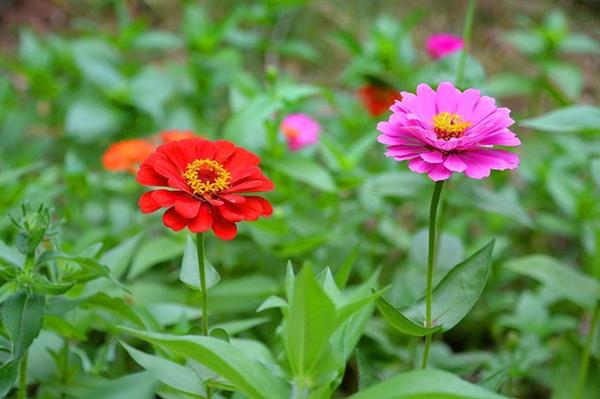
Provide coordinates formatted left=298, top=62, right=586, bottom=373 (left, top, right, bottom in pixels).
left=357, top=85, right=402, bottom=117
left=159, top=129, right=198, bottom=143
left=280, top=113, right=321, bottom=151
left=102, top=139, right=155, bottom=173
left=377, top=82, right=520, bottom=181
left=426, top=33, right=464, bottom=60
left=136, top=138, right=274, bottom=240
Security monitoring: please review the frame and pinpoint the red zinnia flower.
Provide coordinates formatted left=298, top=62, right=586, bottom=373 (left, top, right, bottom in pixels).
left=102, top=139, right=155, bottom=173
left=357, top=85, right=403, bottom=117
left=136, top=138, right=274, bottom=240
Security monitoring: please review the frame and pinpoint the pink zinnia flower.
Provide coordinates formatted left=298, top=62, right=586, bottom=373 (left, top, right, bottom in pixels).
left=280, top=113, right=321, bottom=151
left=377, top=82, right=520, bottom=181
left=426, top=34, right=464, bottom=60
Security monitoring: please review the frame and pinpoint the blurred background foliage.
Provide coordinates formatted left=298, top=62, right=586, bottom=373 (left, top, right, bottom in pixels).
left=1, top=0, right=600, bottom=398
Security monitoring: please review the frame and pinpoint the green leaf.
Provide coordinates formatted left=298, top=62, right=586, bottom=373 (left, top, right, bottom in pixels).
left=99, top=234, right=142, bottom=279
left=179, top=235, right=220, bottom=291
left=65, top=99, right=122, bottom=142
left=0, top=283, right=18, bottom=305
left=284, top=266, right=338, bottom=378
left=31, top=275, right=74, bottom=295
left=256, top=295, right=287, bottom=312
left=83, top=293, right=145, bottom=328
left=405, top=240, right=495, bottom=331
left=521, top=105, right=600, bottom=134
left=210, top=328, right=230, bottom=342
left=128, top=237, right=184, bottom=280
left=3, top=291, right=45, bottom=359
left=0, top=360, right=19, bottom=398
left=86, top=371, right=158, bottom=399
left=348, top=369, right=507, bottom=399
left=121, top=342, right=205, bottom=396
left=375, top=294, right=442, bottom=337
left=119, top=327, right=289, bottom=399
left=591, top=159, right=600, bottom=188
left=223, top=95, right=280, bottom=151
left=335, top=244, right=360, bottom=288
left=268, top=157, right=336, bottom=193
left=506, top=255, right=600, bottom=309
left=0, top=240, right=24, bottom=268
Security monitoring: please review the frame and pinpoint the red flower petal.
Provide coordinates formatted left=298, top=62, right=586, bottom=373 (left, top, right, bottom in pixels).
left=189, top=204, right=213, bottom=233
left=139, top=191, right=161, bottom=213
left=174, top=197, right=201, bottom=219
left=212, top=214, right=238, bottom=240
left=162, top=207, right=187, bottom=231
left=137, top=163, right=168, bottom=187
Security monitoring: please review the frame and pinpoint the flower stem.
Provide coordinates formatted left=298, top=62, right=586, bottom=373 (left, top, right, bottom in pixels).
left=196, top=233, right=209, bottom=336
left=18, top=351, right=28, bottom=399
left=455, top=0, right=477, bottom=87
left=196, top=233, right=212, bottom=399
left=421, top=180, right=445, bottom=369
left=574, top=302, right=600, bottom=399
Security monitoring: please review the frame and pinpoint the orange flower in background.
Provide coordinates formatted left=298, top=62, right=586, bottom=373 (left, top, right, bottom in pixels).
left=357, top=85, right=403, bottom=117
left=159, top=129, right=199, bottom=143
left=101, top=139, right=154, bottom=173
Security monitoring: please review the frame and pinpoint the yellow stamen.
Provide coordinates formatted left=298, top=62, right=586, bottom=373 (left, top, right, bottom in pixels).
left=432, top=112, right=472, bottom=140
left=182, top=159, right=231, bottom=196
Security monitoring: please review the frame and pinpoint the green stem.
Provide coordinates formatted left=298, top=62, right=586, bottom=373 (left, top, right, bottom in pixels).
left=455, top=0, right=477, bottom=87
left=196, top=233, right=212, bottom=399
left=574, top=302, right=600, bottom=399
left=18, top=351, right=28, bottom=399
left=421, top=180, right=445, bottom=369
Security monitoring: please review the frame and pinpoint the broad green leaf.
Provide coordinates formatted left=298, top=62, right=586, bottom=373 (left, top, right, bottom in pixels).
left=179, top=235, right=220, bottom=291
left=31, top=275, right=74, bottom=295
left=0, top=240, right=24, bottom=268
left=521, top=105, right=600, bottom=134
left=284, top=266, right=338, bottom=378
left=405, top=240, right=495, bottom=331
left=129, top=67, right=176, bottom=120
left=506, top=255, right=600, bottom=309
left=223, top=95, right=280, bottom=151
left=0, top=291, right=45, bottom=397
left=212, top=317, right=270, bottom=336
left=146, top=303, right=201, bottom=327
left=0, top=283, right=18, bottom=305
left=99, top=234, right=142, bottom=278
left=210, top=328, right=230, bottom=342
left=348, top=369, right=507, bottom=399
left=87, top=371, right=158, bottom=399
left=83, top=293, right=145, bottom=328
left=3, top=291, right=45, bottom=358
left=65, top=99, right=122, bottom=142
left=121, top=342, right=205, bottom=396
left=375, top=294, right=442, bottom=337
left=335, top=244, right=360, bottom=288
left=256, top=295, right=287, bottom=312
left=119, top=327, right=289, bottom=399
left=128, top=237, right=184, bottom=280
left=591, top=159, right=600, bottom=188
left=268, top=157, right=336, bottom=193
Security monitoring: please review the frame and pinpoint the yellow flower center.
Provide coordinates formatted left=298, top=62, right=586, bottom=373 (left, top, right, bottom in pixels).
left=432, top=112, right=472, bottom=140
left=182, top=159, right=231, bottom=196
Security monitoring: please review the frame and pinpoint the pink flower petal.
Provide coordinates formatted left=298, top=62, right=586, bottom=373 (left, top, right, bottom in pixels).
left=408, top=158, right=434, bottom=174
left=428, top=164, right=453, bottom=181
left=444, top=154, right=468, bottom=172
left=420, top=151, right=444, bottom=163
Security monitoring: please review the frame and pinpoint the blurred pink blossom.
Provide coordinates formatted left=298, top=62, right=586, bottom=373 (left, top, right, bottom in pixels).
left=426, top=33, right=464, bottom=59
left=280, top=113, right=321, bottom=151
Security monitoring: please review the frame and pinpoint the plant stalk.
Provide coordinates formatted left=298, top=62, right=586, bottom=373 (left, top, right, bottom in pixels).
left=196, top=233, right=212, bottom=399
left=421, top=180, right=445, bottom=369
left=574, top=302, right=600, bottom=399
left=455, top=0, right=477, bottom=87
left=18, top=351, right=28, bottom=399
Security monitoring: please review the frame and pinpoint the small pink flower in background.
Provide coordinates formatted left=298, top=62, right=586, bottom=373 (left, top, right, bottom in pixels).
left=377, top=82, right=520, bottom=181
left=280, top=113, right=321, bottom=151
left=426, top=33, right=464, bottom=59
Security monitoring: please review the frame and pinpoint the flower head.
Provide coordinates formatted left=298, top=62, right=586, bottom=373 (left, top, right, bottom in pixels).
left=357, top=85, right=402, bottom=117
left=159, top=129, right=198, bottom=143
left=136, top=138, right=274, bottom=240
left=426, top=34, right=464, bottom=60
left=280, top=113, right=321, bottom=151
left=102, top=139, right=155, bottom=173
left=377, top=82, right=520, bottom=181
